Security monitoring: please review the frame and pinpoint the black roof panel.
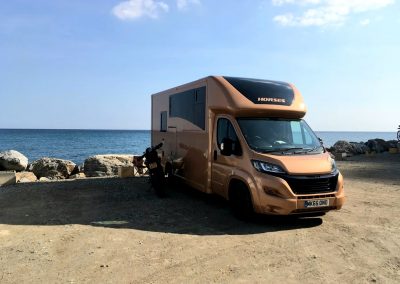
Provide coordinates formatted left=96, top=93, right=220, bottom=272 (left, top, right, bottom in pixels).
left=224, top=76, right=294, bottom=106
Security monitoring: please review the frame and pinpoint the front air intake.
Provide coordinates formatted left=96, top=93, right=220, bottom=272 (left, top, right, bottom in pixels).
left=282, top=171, right=339, bottom=195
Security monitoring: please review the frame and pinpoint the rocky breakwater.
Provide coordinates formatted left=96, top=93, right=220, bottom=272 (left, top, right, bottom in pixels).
left=0, top=149, right=143, bottom=186
left=31, top=158, right=78, bottom=180
left=329, top=139, right=399, bottom=159
left=84, top=155, right=135, bottom=177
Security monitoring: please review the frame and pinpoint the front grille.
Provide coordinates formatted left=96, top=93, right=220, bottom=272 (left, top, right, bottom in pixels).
left=280, top=171, right=339, bottom=195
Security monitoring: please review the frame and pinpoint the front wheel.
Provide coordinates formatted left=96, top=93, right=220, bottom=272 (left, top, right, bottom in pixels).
left=229, top=183, right=254, bottom=221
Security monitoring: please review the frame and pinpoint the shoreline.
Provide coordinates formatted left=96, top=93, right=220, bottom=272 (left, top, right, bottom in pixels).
left=1, top=138, right=399, bottom=186
left=0, top=129, right=397, bottom=164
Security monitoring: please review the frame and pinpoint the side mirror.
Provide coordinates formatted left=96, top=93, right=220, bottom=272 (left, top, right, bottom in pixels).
left=318, top=137, right=327, bottom=152
left=220, top=138, right=233, bottom=156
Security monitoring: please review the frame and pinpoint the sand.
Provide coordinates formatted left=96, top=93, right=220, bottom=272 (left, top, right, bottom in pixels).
left=0, top=153, right=399, bottom=283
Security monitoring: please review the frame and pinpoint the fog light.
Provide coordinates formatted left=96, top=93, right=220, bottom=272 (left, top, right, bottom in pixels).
left=264, top=187, right=285, bottom=198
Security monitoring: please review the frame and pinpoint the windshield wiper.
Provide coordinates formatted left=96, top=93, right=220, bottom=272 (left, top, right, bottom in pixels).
left=304, top=145, right=324, bottom=153
left=262, top=147, right=305, bottom=154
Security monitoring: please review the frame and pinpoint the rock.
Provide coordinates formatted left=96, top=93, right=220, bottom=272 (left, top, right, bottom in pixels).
left=69, top=173, right=86, bottom=179
left=376, top=139, right=389, bottom=151
left=77, top=164, right=84, bottom=173
left=31, top=158, right=76, bottom=179
left=365, top=139, right=387, bottom=153
left=16, top=172, right=37, bottom=183
left=27, top=163, right=34, bottom=172
left=0, top=150, right=28, bottom=171
left=71, top=165, right=80, bottom=176
left=349, top=142, right=368, bottom=154
left=39, top=177, right=51, bottom=182
left=84, top=155, right=134, bottom=177
left=330, top=140, right=355, bottom=155
left=386, top=140, right=398, bottom=149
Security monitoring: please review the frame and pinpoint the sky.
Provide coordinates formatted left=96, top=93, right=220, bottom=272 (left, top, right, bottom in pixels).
left=0, top=0, right=399, bottom=131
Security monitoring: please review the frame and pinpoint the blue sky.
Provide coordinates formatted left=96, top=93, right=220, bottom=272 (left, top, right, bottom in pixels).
left=0, top=0, right=399, bottom=131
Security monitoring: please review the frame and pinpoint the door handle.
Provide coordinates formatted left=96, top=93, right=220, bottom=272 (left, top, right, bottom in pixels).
left=213, top=150, right=217, bottom=161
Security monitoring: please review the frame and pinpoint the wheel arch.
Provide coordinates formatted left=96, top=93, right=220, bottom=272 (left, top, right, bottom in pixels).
left=228, top=177, right=253, bottom=202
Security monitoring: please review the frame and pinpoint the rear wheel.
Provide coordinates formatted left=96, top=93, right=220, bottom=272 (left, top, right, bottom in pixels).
left=165, top=163, right=175, bottom=186
left=152, top=168, right=167, bottom=198
left=229, top=182, right=254, bottom=221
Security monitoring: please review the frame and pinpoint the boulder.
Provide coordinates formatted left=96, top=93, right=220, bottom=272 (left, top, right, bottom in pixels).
left=39, top=177, right=51, bottom=182
left=71, top=164, right=80, bottom=175
left=365, top=139, right=387, bottom=153
left=84, top=155, right=134, bottom=177
left=16, top=172, right=37, bottom=183
left=31, top=158, right=76, bottom=180
left=77, top=164, right=84, bottom=173
left=0, top=150, right=28, bottom=171
left=349, top=142, right=368, bottom=154
left=386, top=140, right=398, bottom=149
left=69, top=173, right=86, bottom=179
left=330, top=140, right=355, bottom=154
left=27, top=163, right=34, bottom=171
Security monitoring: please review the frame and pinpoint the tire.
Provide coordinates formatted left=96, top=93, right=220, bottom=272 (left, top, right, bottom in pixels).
left=165, top=163, right=175, bottom=186
left=152, top=168, right=167, bottom=198
left=229, top=182, right=254, bottom=221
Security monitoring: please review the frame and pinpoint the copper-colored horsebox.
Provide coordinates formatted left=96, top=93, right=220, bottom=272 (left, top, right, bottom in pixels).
left=152, top=76, right=345, bottom=217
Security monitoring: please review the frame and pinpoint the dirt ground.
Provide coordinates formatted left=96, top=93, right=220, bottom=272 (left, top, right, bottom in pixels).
left=0, top=154, right=399, bottom=283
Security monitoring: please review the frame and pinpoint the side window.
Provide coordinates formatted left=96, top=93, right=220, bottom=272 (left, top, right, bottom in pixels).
left=217, top=118, right=228, bottom=146
left=160, top=111, right=167, bottom=132
left=169, top=87, right=206, bottom=130
left=217, top=118, right=242, bottom=156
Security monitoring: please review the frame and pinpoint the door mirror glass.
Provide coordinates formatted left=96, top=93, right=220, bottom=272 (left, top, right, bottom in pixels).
left=220, top=137, right=233, bottom=156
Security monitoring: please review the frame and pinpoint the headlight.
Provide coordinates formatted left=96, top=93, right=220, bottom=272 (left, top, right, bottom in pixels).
left=252, top=160, right=286, bottom=174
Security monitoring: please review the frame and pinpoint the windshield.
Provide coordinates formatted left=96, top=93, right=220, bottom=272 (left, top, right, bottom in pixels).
left=237, top=118, right=323, bottom=154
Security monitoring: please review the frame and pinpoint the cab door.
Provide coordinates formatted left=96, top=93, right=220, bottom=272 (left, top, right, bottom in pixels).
left=211, top=116, right=242, bottom=197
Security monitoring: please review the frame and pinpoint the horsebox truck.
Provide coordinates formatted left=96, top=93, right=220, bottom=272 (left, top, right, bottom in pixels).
left=151, top=76, right=345, bottom=218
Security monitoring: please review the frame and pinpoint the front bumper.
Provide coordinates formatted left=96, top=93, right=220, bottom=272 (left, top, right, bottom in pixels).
left=251, top=172, right=345, bottom=215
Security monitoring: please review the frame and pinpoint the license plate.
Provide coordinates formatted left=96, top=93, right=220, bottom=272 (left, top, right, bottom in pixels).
left=149, top=162, right=158, bottom=170
left=304, top=199, right=329, bottom=208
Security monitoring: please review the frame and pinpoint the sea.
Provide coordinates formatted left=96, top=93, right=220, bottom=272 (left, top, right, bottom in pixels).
left=0, top=129, right=397, bottom=165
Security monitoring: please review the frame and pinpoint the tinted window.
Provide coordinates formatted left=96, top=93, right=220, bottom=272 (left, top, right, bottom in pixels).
left=169, top=87, right=206, bottom=130
left=160, top=111, right=167, bottom=132
left=217, top=118, right=242, bottom=155
left=224, top=76, right=294, bottom=106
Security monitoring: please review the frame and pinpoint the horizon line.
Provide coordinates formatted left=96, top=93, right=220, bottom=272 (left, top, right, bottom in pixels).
left=0, top=128, right=397, bottom=132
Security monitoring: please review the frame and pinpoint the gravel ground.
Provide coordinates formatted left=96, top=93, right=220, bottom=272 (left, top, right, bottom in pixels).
left=0, top=153, right=399, bottom=283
